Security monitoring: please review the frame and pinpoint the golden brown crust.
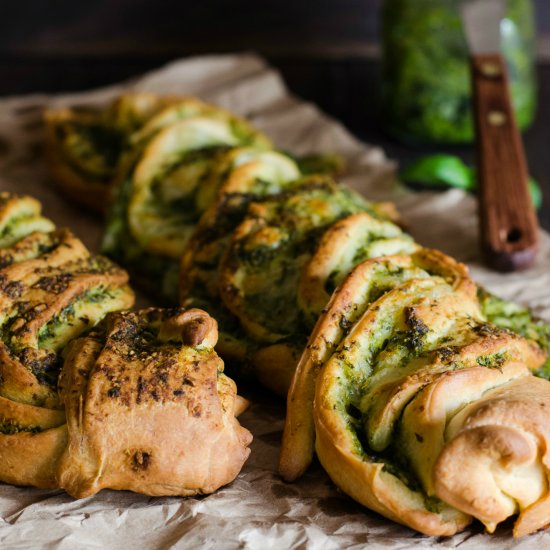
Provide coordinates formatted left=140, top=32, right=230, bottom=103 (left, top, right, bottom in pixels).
left=0, top=425, right=68, bottom=489
left=433, top=375, right=550, bottom=536
left=279, top=249, right=479, bottom=482
left=0, top=227, right=134, bottom=407
left=282, top=241, right=550, bottom=536
left=57, top=307, right=252, bottom=498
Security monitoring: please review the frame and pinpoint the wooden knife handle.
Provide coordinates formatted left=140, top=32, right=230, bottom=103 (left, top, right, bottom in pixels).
left=470, top=53, right=539, bottom=272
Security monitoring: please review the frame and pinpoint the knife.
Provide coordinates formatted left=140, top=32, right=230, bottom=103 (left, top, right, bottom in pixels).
left=461, top=0, right=539, bottom=271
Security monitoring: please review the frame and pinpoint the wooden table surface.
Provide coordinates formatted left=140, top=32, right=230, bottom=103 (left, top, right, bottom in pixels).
left=1, top=55, right=549, bottom=231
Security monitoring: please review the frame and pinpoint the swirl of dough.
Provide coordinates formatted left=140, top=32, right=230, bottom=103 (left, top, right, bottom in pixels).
left=298, top=212, right=419, bottom=327
left=279, top=249, right=479, bottom=482
left=281, top=247, right=547, bottom=536
left=0, top=193, right=135, bottom=489
left=431, top=375, right=550, bottom=537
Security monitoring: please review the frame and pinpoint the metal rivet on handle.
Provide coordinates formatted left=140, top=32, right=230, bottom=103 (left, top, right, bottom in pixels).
left=488, top=111, right=507, bottom=126
left=479, top=62, right=502, bottom=78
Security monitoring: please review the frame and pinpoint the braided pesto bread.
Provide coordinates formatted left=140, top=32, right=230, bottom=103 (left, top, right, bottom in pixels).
left=0, top=192, right=135, bottom=488
left=0, top=194, right=251, bottom=496
left=44, top=93, right=177, bottom=212
left=101, top=97, right=274, bottom=302
left=280, top=248, right=550, bottom=536
left=45, top=93, right=549, bottom=395
left=57, top=307, right=251, bottom=498
left=214, top=176, right=400, bottom=394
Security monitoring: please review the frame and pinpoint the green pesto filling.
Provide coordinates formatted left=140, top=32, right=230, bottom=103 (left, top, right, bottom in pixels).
left=102, top=174, right=180, bottom=304
left=59, top=121, right=124, bottom=181
left=151, top=145, right=233, bottom=219
left=477, top=287, right=550, bottom=378
left=1, top=215, right=28, bottom=239
left=0, top=214, right=53, bottom=249
left=344, top=398, right=444, bottom=513
left=0, top=419, right=41, bottom=435
left=37, top=286, right=122, bottom=351
left=234, top=183, right=380, bottom=339
left=476, top=351, right=509, bottom=370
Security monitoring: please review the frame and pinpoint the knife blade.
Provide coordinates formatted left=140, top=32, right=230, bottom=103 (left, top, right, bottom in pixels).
left=461, top=0, right=504, bottom=54
left=460, top=0, right=539, bottom=272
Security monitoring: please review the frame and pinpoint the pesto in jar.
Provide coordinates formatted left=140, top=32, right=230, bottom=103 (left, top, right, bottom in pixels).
left=381, top=0, right=536, bottom=143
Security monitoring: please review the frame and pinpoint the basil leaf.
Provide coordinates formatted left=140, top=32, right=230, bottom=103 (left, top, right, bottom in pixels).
left=400, top=154, right=542, bottom=209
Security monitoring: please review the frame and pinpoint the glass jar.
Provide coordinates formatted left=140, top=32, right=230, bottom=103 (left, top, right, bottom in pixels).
left=381, top=0, right=537, bottom=144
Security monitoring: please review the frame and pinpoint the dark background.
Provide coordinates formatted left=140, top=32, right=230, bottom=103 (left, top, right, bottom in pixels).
left=2, top=0, right=550, bottom=60
left=2, top=0, right=550, bottom=230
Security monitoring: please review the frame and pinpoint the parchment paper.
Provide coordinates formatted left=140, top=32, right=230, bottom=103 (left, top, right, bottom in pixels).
left=0, top=53, right=549, bottom=549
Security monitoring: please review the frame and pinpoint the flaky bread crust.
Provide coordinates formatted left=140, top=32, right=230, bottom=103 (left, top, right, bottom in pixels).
left=299, top=258, right=548, bottom=536
left=0, top=227, right=134, bottom=407
left=433, top=375, right=550, bottom=537
left=0, top=425, right=68, bottom=489
left=279, top=249, right=478, bottom=482
left=57, top=308, right=252, bottom=498
left=298, top=212, right=419, bottom=325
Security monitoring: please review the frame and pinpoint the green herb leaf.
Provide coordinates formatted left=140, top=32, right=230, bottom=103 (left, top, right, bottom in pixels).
left=400, top=154, right=542, bottom=209
left=400, top=154, right=473, bottom=191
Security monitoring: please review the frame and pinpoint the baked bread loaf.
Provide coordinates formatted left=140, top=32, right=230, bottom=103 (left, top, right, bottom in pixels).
left=43, top=93, right=550, bottom=536
left=57, top=307, right=252, bottom=498
left=101, top=97, right=273, bottom=302
left=0, top=192, right=135, bottom=488
left=43, top=93, right=177, bottom=212
left=45, top=93, right=549, bottom=396
left=0, top=306, right=251, bottom=496
left=280, top=248, right=550, bottom=536
left=0, top=193, right=134, bottom=409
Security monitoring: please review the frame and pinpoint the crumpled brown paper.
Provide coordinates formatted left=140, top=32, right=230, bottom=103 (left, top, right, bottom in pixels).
left=0, top=53, right=549, bottom=549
